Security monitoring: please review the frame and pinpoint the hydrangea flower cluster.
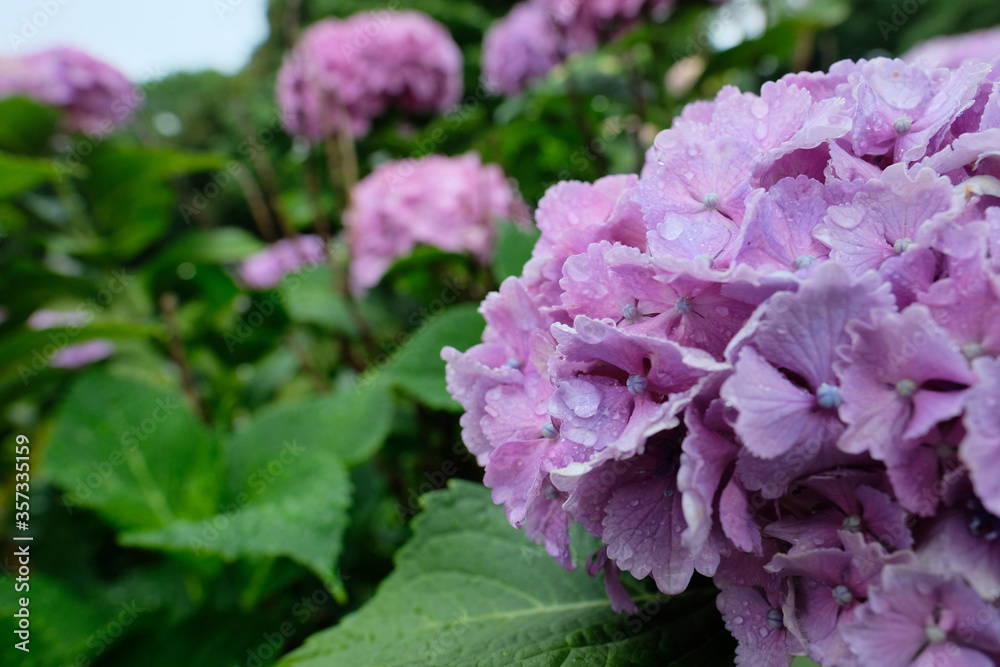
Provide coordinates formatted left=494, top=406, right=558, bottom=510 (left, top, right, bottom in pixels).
left=482, top=0, right=672, bottom=95
left=0, top=47, right=136, bottom=134
left=276, top=11, right=463, bottom=140
left=345, top=153, right=527, bottom=295
left=445, top=51, right=1000, bottom=665
left=238, top=235, right=326, bottom=290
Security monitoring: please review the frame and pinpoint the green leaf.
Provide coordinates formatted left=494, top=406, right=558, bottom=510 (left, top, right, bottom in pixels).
left=44, top=371, right=220, bottom=531
left=280, top=265, right=357, bottom=335
left=145, top=227, right=265, bottom=276
left=226, top=380, right=393, bottom=468
left=280, top=480, right=734, bottom=667
left=791, top=657, right=823, bottom=667
left=379, top=303, right=485, bottom=411
left=78, top=145, right=225, bottom=258
left=493, top=221, right=540, bottom=282
left=0, top=151, right=58, bottom=199
left=0, top=97, right=59, bottom=154
left=120, top=382, right=394, bottom=597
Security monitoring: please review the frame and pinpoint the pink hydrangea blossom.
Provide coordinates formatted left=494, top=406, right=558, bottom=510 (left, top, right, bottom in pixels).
left=445, top=51, right=1000, bottom=666
left=482, top=0, right=672, bottom=94
left=276, top=11, right=462, bottom=139
left=237, top=235, right=326, bottom=290
left=345, top=153, right=527, bottom=295
left=0, top=47, right=137, bottom=134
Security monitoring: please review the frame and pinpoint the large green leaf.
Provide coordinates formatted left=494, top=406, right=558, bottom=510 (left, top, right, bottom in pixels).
left=43, top=371, right=220, bottom=531
left=280, top=481, right=734, bottom=666
left=120, top=382, right=393, bottom=597
left=379, top=303, right=485, bottom=411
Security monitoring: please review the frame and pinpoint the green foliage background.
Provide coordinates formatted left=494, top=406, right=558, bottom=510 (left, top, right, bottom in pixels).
left=0, top=0, right=997, bottom=665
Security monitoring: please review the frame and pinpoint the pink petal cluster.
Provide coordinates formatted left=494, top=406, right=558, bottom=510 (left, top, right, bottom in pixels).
left=0, top=47, right=137, bottom=134
left=238, top=235, right=326, bottom=290
left=445, top=52, right=1000, bottom=665
left=276, top=11, right=463, bottom=139
left=345, top=153, right=527, bottom=295
left=482, top=0, right=672, bottom=95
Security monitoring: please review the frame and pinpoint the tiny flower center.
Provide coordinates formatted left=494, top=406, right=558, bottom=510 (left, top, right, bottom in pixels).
left=541, top=421, right=558, bottom=439
left=933, top=443, right=953, bottom=459
left=694, top=253, right=714, bottom=267
left=925, top=625, right=947, bottom=644
left=674, top=296, right=692, bottom=315
left=503, top=357, right=521, bottom=370
left=894, top=116, right=912, bottom=135
left=545, top=485, right=560, bottom=500
left=842, top=514, right=863, bottom=533
left=831, top=585, right=853, bottom=606
left=896, top=379, right=917, bottom=398
left=893, top=237, right=913, bottom=254
left=816, top=383, right=842, bottom=409
left=765, top=608, right=784, bottom=630
left=962, top=342, right=985, bottom=360
left=627, top=374, right=649, bottom=396
left=794, top=254, right=817, bottom=269
left=703, top=192, right=719, bottom=209
left=622, top=303, right=640, bottom=323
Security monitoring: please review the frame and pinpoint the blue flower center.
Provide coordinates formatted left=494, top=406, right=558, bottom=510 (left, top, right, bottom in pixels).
left=765, top=608, right=784, bottom=629
left=794, top=254, right=816, bottom=269
left=627, top=374, right=649, bottom=396
left=816, top=383, right=842, bottom=409
left=842, top=514, right=862, bottom=533
left=893, top=237, right=913, bottom=254
left=832, top=585, right=853, bottom=606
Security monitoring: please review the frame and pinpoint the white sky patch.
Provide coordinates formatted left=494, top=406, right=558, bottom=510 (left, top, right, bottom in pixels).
left=0, top=0, right=269, bottom=82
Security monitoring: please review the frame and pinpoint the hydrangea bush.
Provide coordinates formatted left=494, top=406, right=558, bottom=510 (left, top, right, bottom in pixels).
left=444, top=51, right=1000, bottom=665
left=0, top=47, right=136, bottom=134
left=276, top=10, right=463, bottom=139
